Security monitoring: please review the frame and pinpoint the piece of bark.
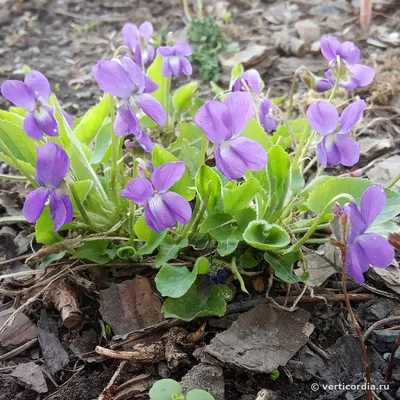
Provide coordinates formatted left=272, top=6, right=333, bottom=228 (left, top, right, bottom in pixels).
left=99, top=277, right=164, bottom=336
left=203, top=304, right=314, bottom=374
left=10, top=361, right=48, bottom=393
left=0, top=307, right=37, bottom=354
left=294, top=19, right=321, bottom=43
left=37, top=309, right=69, bottom=374
left=43, top=281, right=82, bottom=329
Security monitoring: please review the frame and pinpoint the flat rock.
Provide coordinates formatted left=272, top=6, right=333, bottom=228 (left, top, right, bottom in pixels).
left=11, top=361, right=48, bottom=393
left=203, top=304, right=314, bottom=374
left=294, top=20, right=321, bottom=43
left=99, top=277, right=164, bottom=336
left=181, top=363, right=225, bottom=400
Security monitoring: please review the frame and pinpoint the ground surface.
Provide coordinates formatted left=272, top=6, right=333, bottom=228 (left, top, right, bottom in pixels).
left=0, top=0, right=400, bottom=399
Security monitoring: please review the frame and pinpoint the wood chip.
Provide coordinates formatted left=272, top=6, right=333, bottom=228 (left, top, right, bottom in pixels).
left=99, top=277, right=164, bottom=336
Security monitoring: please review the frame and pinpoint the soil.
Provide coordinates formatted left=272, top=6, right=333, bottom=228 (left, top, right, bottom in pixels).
left=0, top=0, right=400, bottom=399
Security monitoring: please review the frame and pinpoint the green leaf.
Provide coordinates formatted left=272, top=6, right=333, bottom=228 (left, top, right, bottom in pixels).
left=116, top=245, right=136, bottom=260
left=241, top=118, right=273, bottom=151
left=170, top=122, right=204, bottom=154
left=244, top=220, right=290, bottom=251
left=155, top=236, right=188, bottom=267
left=152, top=145, right=195, bottom=200
left=90, top=121, right=112, bottom=165
left=238, top=254, right=258, bottom=269
left=0, top=118, right=37, bottom=166
left=172, top=81, right=198, bottom=117
left=186, top=389, right=215, bottom=400
left=272, top=95, right=286, bottom=105
left=163, top=283, right=231, bottom=321
left=70, top=180, right=93, bottom=212
left=307, top=177, right=400, bottom=224
left=230, top=63, right=244, bottom=85
left=291, top=171, right=305, bottom=194
left=73, top=240, right=111, bottom=264
left=264, top=251, right=308, bottom=283
left=196, top=165, right=222, bottom=212
left=370, top=221, right=400, bottom=236
left=0, top=109, right=24, bottom=126
left=39, top=251, right=66, bottom=269
left=201, top=208, right=256, bottom=256
left=265, top=145, right=291, bottom=222
left=181, top=139, right=201, bottom=178
left=210, top=81, right=224, bottom=96
left=156, top=263, right=198, bottom=298
left=147, top=55, right=168, bottom=111
left=272, top=118, right=307, bottom=149
left=223, top=178, right=259, bottom=215
left=149, top=379, right=183, bottom=400
left=195, top=256, right=210, bottom=274
left=135, top=216, right=167, bottom=255
left=35, top=206, right=62, bottom=245
left=74, top=95, right=110, bottom=144
left=52, top=97, right=116, bottom=222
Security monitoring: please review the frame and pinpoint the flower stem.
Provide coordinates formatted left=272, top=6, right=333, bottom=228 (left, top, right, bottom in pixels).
left=388, top=173, right=400, bottom=189
left=340, top=246, right=373, bottom=400
left=287, top=193, right=355, bottom=253
left=108, top=94, right=121, bottom=208
left=164, top=77, right=173, bottom=133
left=327, top=56, right=341, bottom=103
left=0, top=173, right=27, bottom=181
left=200, top=134, right=208, bottom=164
left=230, top=256, right=248, bottom=294
left=292, top=122, right=311, bottom=172
left=69, top=183, right=96, bottom=230
left=197, top=0, right=203, bottom=18
left=287, top=67, right=306, bottom=120
left=186, top=182, right=212, bottom=243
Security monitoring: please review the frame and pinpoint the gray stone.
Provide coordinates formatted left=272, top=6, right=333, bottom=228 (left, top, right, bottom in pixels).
left=181, top=363, right=225, bottom=400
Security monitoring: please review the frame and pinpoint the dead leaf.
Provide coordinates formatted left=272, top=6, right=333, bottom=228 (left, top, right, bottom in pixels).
left=10, top=362, right=48, bottom=393
left=99, top=277, right=164, bottom=336
left=369, top=264, right=400, bottom=295
left=37, top=310, right=69, bottom=374
left=202, top=304, right=314, bottom=374
left=366, top=155, right=400, bottom=190
left=296, top=244, right=339, bottom=287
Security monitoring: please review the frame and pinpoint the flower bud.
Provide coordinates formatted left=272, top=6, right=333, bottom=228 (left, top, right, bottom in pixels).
left=301, top=69, right=333, bottom=93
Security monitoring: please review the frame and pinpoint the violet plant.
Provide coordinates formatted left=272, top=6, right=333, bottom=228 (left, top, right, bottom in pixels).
left=0, top=28, right=399, bottom=321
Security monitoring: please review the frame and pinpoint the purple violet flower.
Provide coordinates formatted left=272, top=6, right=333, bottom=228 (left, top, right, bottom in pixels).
left=307, top=99, right=366, bottom=168
left=23, top=143, right=73, bottom=231
left=232, top=69, right=262, bottom=94
left=259, top=99, right=277, bottom=135
left=321, top=35, right=375, bottom=90
left=120, top=161, right=192, bottom=232
left=0, top=71, right=72, bottom=140
left=210, top=268, right=229, bottom=285
left=122, top=22, right=155, bottom=68
left=194, top=92, right=267, bottom=181
left=93, top=56, right=166, bottom=136
left=156, top=43, right=193, bottom=78
left=343, top=186, right=394, bottom=283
